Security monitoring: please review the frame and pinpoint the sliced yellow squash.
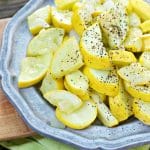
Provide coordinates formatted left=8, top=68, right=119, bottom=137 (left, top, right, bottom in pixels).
left=55, top=0, right=79, bottom=10
left=40, top=73, right=64, bottom=95
left=109, top=50, right=137, bottom=66
left=44, top=90, right=82, bottom=114
left=99, top=4, right=129, bottom=49
left=51, top=7, right=72, bottom=32
left=56, top=100, right=97, bottom=129
left=90, top=91, right=118, bottom=127
left=140, top=20, right=150, bottom=33
left=129, top=13, right=141, bottom=27
left=124, top=27, right=143, bottom=52
left=64, top=70, right=89, bottom=100
left=139, top=52, right=150, bottom=69
left=113, top=0, right=132, bottom=14
left=80, top=23, right=112, bottom=69
left=133, top=98, right=150, bottom=125
left=18, top=54, right=52, bottom=88
left=50, top=37, right=83, bottom=78
left=124, top=81, right=150, bottom=102
left=109, top=80, right=133, bottom=122
left=118, top=63, right=150, bottom=85
left=27, top=28, right=64, bottom=56
left=83, top=66, right=119, bottom=96
left=130, top=0, right=150, bottom=21
left=27, top=5, right=51, bottom=35
left=72, top=4, right=92, bottom=36
left=141, top=34, right=150, bottom=51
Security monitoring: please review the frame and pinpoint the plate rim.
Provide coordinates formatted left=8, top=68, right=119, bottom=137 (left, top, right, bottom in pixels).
left=0, top=0, right=150, bottom=149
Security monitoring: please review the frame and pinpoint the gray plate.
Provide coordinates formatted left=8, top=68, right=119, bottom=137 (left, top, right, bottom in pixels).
left=0, top=0, right=150, bottom=149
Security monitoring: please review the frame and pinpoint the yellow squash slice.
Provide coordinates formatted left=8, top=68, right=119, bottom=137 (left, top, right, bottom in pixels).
left=40, top=73, right=64, bottom=95
left=118, top=63, right=150, bottom=85
left=50, top=37, right=83, bottom=78
left=109, top=80, right=133, bottom=122
left=56, top=100, right=97, bottom=129
left=130, top=0, right=150, bottom=21
left=51, top=7, right=73, bottom=32
left=44, top=90, right=82, bottom=114
left=90, top=91, right=118, bottom=127
left=27, top=5, right=51, bottom=35
left=140, top=20, right=150, bottom=33
left=27, top=28, right=64, bottom=56
left=55, top=0, right=79, bottom=10
left=99, top=4, right=129, bottom=49
left=64, top=70, right=89, bottom=100
left=80, top=23, right=112, bottom=69
left=124, top=27, right=143, bottom=52
left=18, top=54, right=52, bottom=88
left=124, top=81, right=150, bottom=102
left=139, top=52, right=150, bottom=69
left=83, top=66, right=119, bottom=96
left=141, top=34, right=150, bottom=51
left=109, top=50, right=137, bottom=66
left=133, top=98, right=150, bottom=125
left=89, top=89, right=106, bottom=102
left=129, top=13, right=141, bottom=27
left=72, top=4, right=93, bottom=36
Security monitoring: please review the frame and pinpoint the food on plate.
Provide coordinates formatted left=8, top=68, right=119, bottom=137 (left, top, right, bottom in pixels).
left=139, top=52, right=150, bottom=69
left=44, top=90, right=82, bottom=114
left=56, top=100, right=97, bottom=129
left=80, top=23, right=112, bottom=69
left=124, top=82, right=150, bottom=102
left=130, top=0, right=150, bottom=21
left=89, top=89, right=107, bottom=102
left=98, top=3, right=129, bottom=49
left=109, top=80, right=133, bottom=122
left=55, top=0, right=79, bottom=10
left=64, top=70, right=89, bottom=100
left=129, top=13, right=141, bottom=27
left=109, top=50, right=137, bottom=66
left=133, top=98, right=150, bottom=125
left=113, top=0, right=132, bottom=14
left=27, top=28, right=64, bottom=56
left=72, top=3, right=92, bottom=35
left=118, top=63, right=150, bottom=85
left=83, top=66, right=119, bottom=96
left=140, top=20, right=150, bottom=33
left=18, top=0, right=150, bottom=129
left=27, top=5, right=51, bottom=35
left=18, top=54, right=52, bottom=88
left=140, top=34, right=150, bottom=51
left=124, top=27, right=143, bottom=52
left=40, top=73, right=64, bottom=95
left=51, top=7, right=73, bottom=32
left=50, top=37, right=83, bottom=78
left=90, top=91, right=118, bottom=127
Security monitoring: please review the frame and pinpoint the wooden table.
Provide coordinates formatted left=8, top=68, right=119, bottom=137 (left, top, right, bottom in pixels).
left=0, top=18, right=34, bottom=141
left=0, top=0, right=29, bottom=19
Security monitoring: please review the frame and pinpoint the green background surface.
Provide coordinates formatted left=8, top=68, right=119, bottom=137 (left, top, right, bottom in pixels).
left=0, top=136, right=149, bottom=150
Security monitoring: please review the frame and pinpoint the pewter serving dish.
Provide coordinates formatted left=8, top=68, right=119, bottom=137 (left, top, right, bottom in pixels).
left=0, top=0, right=150, bottom=149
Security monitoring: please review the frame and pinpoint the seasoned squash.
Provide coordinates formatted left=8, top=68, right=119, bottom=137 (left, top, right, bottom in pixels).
left=56, top=100, right=97, bottom=129
left=124, top=81, right=150, bottom=102
left=80, top=23, right=112, bottom=69
left=133, top=98, right=150, bottom=125
left=64, top=70, right=89, bottom=100
left=109, top=80, right=133, bottom=122
left=50, top=37, right=83, bottom=78
left=83, top=66, right=119, bottom=96
left=118, top=63, right=150, bottom=85
left=44, top=90, right=82, bottom=113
